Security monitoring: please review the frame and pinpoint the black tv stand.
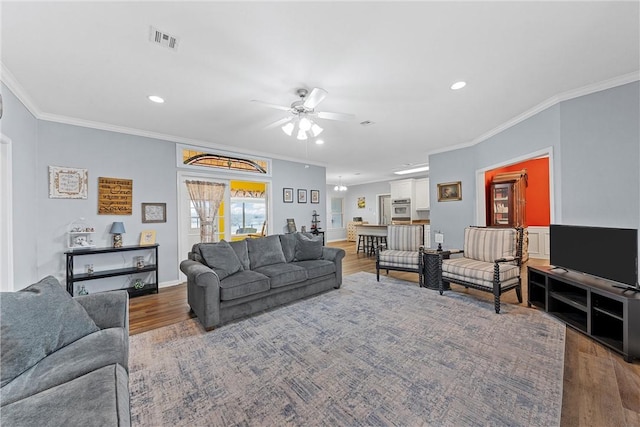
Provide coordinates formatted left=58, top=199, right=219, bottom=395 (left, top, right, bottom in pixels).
left=612, top=284, right=640, bottom=293
left=528, top=265, right=640, bottom=363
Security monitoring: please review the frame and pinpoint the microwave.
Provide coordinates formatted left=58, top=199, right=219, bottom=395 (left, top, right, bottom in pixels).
left=392, top=198, right=411, bottom=216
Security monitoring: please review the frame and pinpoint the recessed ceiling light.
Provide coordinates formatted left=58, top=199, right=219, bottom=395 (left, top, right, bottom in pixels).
left=315, top=139, right=325, bottom=145
left=148, top=95, right=165, bottom=103
left=394, top=165, right=429, bottom=175
left=450, top=81, right=466, bottom=90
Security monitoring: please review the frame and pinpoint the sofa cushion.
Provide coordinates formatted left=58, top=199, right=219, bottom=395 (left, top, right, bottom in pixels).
left=292, top=259, right=336, bottom=279
left=442, top=257, right=520, bottom=288
left=0, top=327, right=128, bottom=406
left=198, top=240, right=244, bottom=280
left=1, top=364, right=130, bottom=427
left=247, top=235, right=287, bottom=269
left=219, top=271, right=270, bottom=301
left=229, top=239, right=250, bottom=270
left=279, top=233, right=297, bottom=263
left=0, top=276, right=100, bottom=388
left=294, top=232, right=323, bottom=261
left=253, top=263, right=307, bottom=289
left=463, top=227, right=517, bottom=264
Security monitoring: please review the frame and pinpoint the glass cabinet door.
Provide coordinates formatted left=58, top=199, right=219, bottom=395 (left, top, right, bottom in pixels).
left=490, top=183, right=512, bottom=226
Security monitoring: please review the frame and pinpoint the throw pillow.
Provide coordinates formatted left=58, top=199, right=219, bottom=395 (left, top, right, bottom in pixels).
left=279, top=233, right=297, bottom=263
left=198, top=240, right=244, bottom=280
left=0, top=276, right=100, bottom=387
left=246, top=235, right=287, bottom=269
left=294, top=232, right=323, bottom=261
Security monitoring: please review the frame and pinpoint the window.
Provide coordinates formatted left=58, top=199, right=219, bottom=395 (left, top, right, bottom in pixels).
left=330, top=197, right=344, bottom=229
left=230, top=198, right=266, bottom=234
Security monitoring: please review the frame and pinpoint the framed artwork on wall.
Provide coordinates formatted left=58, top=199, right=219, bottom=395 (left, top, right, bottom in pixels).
left=310, top=190, right=320, bottom=204
left=141, top=203, right=167, bottom=223
left=283, top=188, right=294, bottom=203
left=437, top=181, right=462, bottom=202
left=48, top=166, right=88, bottom=199
left=298, top=189, right=307, bottom=203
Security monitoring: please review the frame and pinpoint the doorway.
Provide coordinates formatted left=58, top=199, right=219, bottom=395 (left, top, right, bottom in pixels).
left=0, top=135, right=13, bottom=291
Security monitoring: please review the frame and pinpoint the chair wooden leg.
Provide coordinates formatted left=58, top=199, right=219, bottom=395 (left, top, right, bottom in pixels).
left=515, top=285, right=523, bottom=303
left=494, top=294, right=501, bottom=314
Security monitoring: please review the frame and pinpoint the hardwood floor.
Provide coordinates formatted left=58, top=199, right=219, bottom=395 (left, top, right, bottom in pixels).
left=129, top=240, right=640, bottom=426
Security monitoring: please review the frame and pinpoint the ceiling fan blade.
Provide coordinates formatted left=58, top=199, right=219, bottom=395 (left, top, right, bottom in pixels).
left=264, top=116, right=293, bottom=130
left=250, top=100, right=291, bottom=111
left=317, top=111, right=355, bottom=121
left=303, top=87, right=328, bottom=109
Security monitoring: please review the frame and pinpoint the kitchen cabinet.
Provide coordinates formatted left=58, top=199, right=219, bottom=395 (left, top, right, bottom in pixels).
left=414, top=178, right=430, bottom=210
left=390, top=179, right=414, bottom=200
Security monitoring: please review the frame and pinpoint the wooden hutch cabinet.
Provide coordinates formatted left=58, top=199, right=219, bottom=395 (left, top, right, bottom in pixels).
left=488, top=170, right=527, bottom=228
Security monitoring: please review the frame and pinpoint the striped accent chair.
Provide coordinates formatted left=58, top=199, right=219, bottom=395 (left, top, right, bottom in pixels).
left=376, top=225, right=425, bottom=285
left=439, top=227, right=524, bottom=313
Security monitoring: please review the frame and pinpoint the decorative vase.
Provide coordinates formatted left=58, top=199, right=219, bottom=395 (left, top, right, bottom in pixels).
left=78, top=284, right=89, bottom=295
left=133, top=279, right=145, bottom=290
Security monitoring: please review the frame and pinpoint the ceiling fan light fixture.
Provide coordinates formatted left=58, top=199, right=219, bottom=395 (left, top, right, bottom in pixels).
left=281, top=122, right=294, bottom=136
left=311, top=123, right=323, bottom=137
left=297, top=129, right=308, bottom=140
left=299, top=117, right=312, bottom=131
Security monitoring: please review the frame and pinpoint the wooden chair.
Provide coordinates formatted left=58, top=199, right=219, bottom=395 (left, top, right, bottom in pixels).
left=439, top=226, right=524, bottom=313
left=376, top=224, right=425, bottom=285
left=248, top=221, right=267, bottom=238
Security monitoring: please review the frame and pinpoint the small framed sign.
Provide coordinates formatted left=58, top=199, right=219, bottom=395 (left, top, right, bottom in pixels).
left=139, top=230, right=157, bottom=246
left=141, top=202, right=167, bottom=223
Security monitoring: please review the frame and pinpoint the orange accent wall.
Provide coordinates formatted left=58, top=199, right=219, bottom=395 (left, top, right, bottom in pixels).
left=485, top=157, right=550, bottom=226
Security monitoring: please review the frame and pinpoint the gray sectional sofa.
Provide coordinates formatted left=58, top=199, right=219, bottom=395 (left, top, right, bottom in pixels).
left=0, top=276, right=130, bottom=426
left=180, top=233, right=345, bottom=330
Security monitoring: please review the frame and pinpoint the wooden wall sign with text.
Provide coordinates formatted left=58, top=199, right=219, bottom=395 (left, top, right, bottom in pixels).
left=98, top=177, right=133, bottom=215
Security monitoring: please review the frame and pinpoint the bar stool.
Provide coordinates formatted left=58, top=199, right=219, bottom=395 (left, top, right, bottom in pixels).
left=356, top=234, right=367, bottom=254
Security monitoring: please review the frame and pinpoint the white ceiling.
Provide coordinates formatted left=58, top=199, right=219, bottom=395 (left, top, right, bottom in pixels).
left=2, top=1, right=639, bottom=186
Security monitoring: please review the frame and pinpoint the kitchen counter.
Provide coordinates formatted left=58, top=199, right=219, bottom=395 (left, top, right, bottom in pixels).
left=356, top=224, right=388, bottom=236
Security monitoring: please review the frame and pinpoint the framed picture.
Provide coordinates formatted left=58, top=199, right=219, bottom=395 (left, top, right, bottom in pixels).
left=357, top=197, right=365, bottom=208
left=298, top=189, right=307, bottom=203
left=310, top=190, right=320, bottom=204
left=141, top=202, right=167, bottom=223
left=283, top=188, right=294, bottom=203
left=437, top=181, right=462, bottom=202
left=49, top=166, right=88, bottom=199
left=286, top=218, right=297, bottom=233
left=139, top=230, right=156, bottom=246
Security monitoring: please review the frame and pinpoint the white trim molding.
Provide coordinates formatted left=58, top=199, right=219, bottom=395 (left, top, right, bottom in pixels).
left=1, top=134, right=14, bottom=291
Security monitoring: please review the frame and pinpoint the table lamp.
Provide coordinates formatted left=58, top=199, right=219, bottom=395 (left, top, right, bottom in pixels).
left=110, top=222, right=125, bottom=248
left=435, top=232, right=444, bottom=252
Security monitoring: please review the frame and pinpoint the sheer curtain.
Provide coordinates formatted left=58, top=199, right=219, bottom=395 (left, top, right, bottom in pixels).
left=185, top=180, right=226, bottom=243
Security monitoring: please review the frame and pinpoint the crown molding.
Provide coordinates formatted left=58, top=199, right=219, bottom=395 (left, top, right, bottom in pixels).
left=429, top=71, right=640, bottom=157
left=0, top=63, right=42, bottom=118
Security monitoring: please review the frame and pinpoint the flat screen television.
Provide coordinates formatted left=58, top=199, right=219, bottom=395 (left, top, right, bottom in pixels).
left=550, top=224, right=639, bottom=289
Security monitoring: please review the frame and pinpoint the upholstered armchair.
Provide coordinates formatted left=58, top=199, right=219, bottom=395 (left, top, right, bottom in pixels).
left=439, top=226, right=524, bottom=313
left=376, top=225, right=425, bottom=285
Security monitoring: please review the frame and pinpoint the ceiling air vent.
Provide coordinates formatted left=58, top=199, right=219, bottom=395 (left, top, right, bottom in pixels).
left=360, top=120, right=375, bottom=126
left=149, top=26, right=179, bottom=51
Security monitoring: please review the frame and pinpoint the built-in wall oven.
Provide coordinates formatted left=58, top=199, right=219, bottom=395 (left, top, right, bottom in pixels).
left=391, top=198, right=411, bottom=223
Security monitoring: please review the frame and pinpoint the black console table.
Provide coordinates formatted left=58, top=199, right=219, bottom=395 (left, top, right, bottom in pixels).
left=528, top=265, right=640, bottom=362
left=65, top=244, right=159, bottom=297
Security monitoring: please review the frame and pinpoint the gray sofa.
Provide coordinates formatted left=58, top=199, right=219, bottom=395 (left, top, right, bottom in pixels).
left=180, top=233, right=345, bottom=330
left=0, top=276, right=130, bottom=426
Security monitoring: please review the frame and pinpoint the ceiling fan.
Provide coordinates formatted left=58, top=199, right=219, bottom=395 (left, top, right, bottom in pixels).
left=251, top=88, right=354, bottom=141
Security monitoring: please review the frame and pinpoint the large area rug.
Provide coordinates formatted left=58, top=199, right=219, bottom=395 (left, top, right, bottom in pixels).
left=129, top=272, right=565, bottom=426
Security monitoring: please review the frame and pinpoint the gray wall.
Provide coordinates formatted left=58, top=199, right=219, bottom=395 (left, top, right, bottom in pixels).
left=344, top=181, right=391, bottom=225
left=429, top=82, right=639, bottom=256
left=271, top=160, right=326, bottom=235
left=3, top=85, right=327, bottom=290
left=1, top=84, right=39, bottom=287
